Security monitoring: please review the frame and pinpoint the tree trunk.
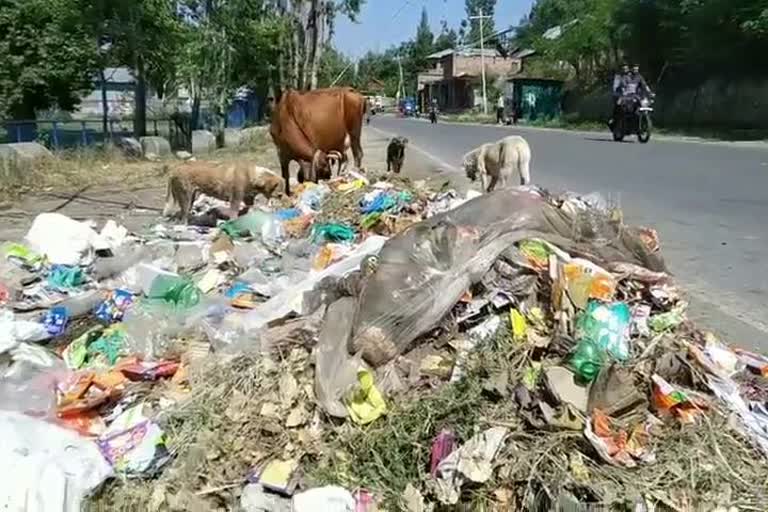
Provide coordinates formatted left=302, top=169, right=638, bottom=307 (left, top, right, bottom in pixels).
left=99, top=68, right=109, bottom=141
left=133, top=55, right=147, bottom=138
left=309, top=0, right=326, bottom=90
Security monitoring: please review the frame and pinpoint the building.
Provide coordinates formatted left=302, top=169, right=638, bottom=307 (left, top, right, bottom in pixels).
left=417, top=48, right=526, bottom=112
left=75, top=67, right=173, bottom=119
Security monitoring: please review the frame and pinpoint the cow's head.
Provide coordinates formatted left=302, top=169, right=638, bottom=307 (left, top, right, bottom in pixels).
left=463, top=149, right=480, bottom=181
left=310, top=149, right=331, bottom=182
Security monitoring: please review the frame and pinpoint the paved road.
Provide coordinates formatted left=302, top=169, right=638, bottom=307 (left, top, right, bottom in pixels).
left=370, top=115, right=768, bottom=352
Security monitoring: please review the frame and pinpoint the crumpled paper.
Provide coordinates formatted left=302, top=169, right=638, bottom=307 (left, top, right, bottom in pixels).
left=433, top=426, right=508, bottom=505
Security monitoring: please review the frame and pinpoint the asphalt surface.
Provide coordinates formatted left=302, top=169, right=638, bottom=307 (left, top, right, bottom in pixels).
left=370, top=115, right=768, bottom=352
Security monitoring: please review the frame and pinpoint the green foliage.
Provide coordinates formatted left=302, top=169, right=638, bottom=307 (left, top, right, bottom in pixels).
left=518, top=0, right=768, bottom=85
left=464, top=0, right=497, bottom=46
left=316, top=45, right=353, bottom=88
left=0, top=0, right=101, bottom=118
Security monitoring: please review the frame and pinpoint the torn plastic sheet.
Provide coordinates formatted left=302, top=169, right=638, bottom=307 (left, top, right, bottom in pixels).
left=243, top=236, right=387, bottom=331
left=350, top=187, right=666, bottom=367
left=0, top=411, right=113, bottom=512
left=706, top=375, right=768, bottom=457
left=433, top=426, right=508, bottom=505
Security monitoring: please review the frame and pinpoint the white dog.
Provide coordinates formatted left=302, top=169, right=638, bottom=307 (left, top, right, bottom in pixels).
left=463, top=135, right=531, bottom=193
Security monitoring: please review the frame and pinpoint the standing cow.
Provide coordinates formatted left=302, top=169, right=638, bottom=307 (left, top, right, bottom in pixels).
left=270, top=87, right=366, bottom=195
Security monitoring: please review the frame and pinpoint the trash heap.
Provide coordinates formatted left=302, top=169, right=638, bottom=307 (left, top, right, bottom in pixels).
left=1, top=174, right=768, bottom=512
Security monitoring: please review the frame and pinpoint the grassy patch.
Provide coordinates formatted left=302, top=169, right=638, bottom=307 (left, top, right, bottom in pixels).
left=0, top=130, right=277, bottom=205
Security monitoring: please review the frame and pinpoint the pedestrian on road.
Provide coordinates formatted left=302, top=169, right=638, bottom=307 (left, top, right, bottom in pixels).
left=496, top=95, right=505, bottom=124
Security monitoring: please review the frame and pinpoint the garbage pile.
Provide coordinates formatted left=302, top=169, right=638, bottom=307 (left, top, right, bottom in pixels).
left=1, top=172, right=767, bottom=511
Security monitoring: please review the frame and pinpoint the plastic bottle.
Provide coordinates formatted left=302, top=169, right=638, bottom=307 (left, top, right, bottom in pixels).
left=58, top=290, right=103, bottom=318
left=147, top=274, right=201, bottom=308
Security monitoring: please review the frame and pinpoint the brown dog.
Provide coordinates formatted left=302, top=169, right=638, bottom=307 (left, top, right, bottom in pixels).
left=162, top=160, right=285, bottom=223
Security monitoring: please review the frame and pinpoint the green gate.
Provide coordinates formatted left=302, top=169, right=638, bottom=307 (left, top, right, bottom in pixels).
left=511, top=79, right=564, bottom=121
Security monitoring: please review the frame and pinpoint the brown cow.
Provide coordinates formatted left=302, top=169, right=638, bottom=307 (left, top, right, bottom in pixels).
left=270, top=87, right=366, bottom=195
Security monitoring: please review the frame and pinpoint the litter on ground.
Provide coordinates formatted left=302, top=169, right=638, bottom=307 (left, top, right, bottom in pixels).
left=1, top=169, right=767, bottom=512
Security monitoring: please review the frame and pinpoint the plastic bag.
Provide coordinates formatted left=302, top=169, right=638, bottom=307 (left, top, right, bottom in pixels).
left=312, top=223, right=356, bottom=243
left=575, top=301, right=631, bottom=362
left=350, top=187, right=664, bottom=367
left=24, top=213, right=99, bottom=266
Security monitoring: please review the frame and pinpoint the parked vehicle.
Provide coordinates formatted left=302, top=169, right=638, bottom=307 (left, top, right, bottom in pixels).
left=399, top=97, right=417, bottom=117
left=611, top=95, right=654, bottom=143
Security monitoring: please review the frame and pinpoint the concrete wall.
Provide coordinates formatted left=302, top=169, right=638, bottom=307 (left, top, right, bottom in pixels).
left=453, top=55, right=521, bottom=78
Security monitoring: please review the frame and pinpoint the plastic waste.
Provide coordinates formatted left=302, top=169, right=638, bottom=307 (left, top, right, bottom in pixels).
left=25, top=212, right=99, bottom=266
left=275, top=208, right=301, bottom=221
left=43, top=306, right=70, bottom=337
left=649, top=305, right=685, bottom=332
left=350, top=188, right=666, bottom=367
left=575, top=301, right=631, bottom=362
left=569, top=338, right=606, bottom=382
left=241, top=484, right=292, bottom=512
left=651, top=374, right=708, bottom=424
left=94, top=289, right=134, bottom=323
left=584, top=409, right=655, bottom=468
left=243, top=236, right=387, bottom=331
left=97, top=405, right=170, bottom=476
left=297, top=183, right=329, bottom=212
left=292, top=486, right=356, bottom=512
left=311, top=223, right=356, bottom=243
left=122, top=302, right=206, bottom=360
left=430, top=430, right=457, bottom=477
left=563, top=258, right=617, bottom=308
left=47, top=265, right=85, bottom=290
left=3, top=242, right=44, bottom=270
left=60, top=290, right=104, bottom=318
left=434, top=427, right=508, bottom=505
left=147, top=273, right=201, bottom=308
left=93, top=220, right=128, bottom=252
left=0, top=411, right=113, bottom=512
left=344, top=370, right=387, bottom=425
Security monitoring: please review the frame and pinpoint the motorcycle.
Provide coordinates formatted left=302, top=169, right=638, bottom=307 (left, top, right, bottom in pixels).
left=611, top=94, right=654, bottom=143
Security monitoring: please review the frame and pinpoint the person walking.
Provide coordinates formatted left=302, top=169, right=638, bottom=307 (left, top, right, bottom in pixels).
left=496, top=95, right=505, bottom=124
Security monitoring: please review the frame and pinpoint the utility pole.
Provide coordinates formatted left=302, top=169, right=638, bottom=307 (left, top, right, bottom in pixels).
left=396, top=55, right=405, bottom=103
left=470, top=8, right=492, bottom=115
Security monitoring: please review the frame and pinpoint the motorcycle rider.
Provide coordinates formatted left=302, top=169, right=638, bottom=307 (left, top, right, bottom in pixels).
left=608, top=64, right=630, bottom=129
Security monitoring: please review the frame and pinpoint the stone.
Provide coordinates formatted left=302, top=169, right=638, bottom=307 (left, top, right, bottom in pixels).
left=544, top=366, right=589, bottom=413
left=113, top=137, right=143, bottom=159
left=139, top=136, right=172, bottom=158
left=241, top=484, right=291, bottom=512
left=191, top=129, right=216, bottom=155
left=223, top=128, right=244, bottom=147
left=175, top=150, right=193, bottom=160
left=0, top=143, right=52, bottom=182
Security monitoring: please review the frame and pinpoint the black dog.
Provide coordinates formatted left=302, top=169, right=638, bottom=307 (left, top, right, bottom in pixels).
left=386, top=136, right=408, bottom=174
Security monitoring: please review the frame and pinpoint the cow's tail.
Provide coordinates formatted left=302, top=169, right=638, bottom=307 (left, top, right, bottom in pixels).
left=162, top=170, right=175, bottom=217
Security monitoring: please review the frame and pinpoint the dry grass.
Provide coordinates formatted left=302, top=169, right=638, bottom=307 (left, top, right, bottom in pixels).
left=0, top=130, right=278, bottom=205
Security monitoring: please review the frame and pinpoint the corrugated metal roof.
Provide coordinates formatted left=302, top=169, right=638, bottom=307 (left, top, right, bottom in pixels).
left=426, top=48, right=503, bottom=59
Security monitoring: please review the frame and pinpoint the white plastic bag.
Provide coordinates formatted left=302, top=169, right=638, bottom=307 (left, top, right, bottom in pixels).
left=0, top=411, right=113, bottom=512
left=24, top=213, right=99, bottom=266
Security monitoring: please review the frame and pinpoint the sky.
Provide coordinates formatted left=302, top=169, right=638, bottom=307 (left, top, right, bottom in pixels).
left=334, top=0, right=536, bottom=59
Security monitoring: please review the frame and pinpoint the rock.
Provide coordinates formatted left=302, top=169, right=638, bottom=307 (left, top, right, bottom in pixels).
left=223, top=128, right=244, bottom=147
left=175, top=150, right=193, bottom=160
left=1, top=142, right=52, bottom=181
left=191, top=130, right=216, bottom=155
left=241, top=484, right=291, bottom=512
left=113, top=137, right=143, bottom=159
left=139, top=136, right=172, bottom=158
left=285, top=406, right=308, bottom=428
left=278, top=373, right=299, bottom=405
left=241, top=126, right=269, bottom=147
left=544, top=366, right=589, bottom=413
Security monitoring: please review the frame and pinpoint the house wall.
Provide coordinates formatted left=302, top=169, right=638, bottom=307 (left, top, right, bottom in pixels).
left=452, top=55, right=520, bottom=78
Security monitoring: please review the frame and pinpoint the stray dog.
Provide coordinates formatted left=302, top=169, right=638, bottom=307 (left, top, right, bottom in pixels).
left=386, top=136, right=408, bottom=174
left=462, top=135, right=531, bottom=193
left=162, top=160, right=285, bottom=223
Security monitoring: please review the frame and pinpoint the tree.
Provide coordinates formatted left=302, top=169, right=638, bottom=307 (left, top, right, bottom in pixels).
left=316, top=45, right=353, bottom=88
left=464, top=0, right=497, bottom=47
left=434, top=20, right=458, bottom=52
left=410, top=8, right=435, bottom=77
left=97, top=0, right=182, bottom=136
left=0, top=0, right=101, bottom=120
